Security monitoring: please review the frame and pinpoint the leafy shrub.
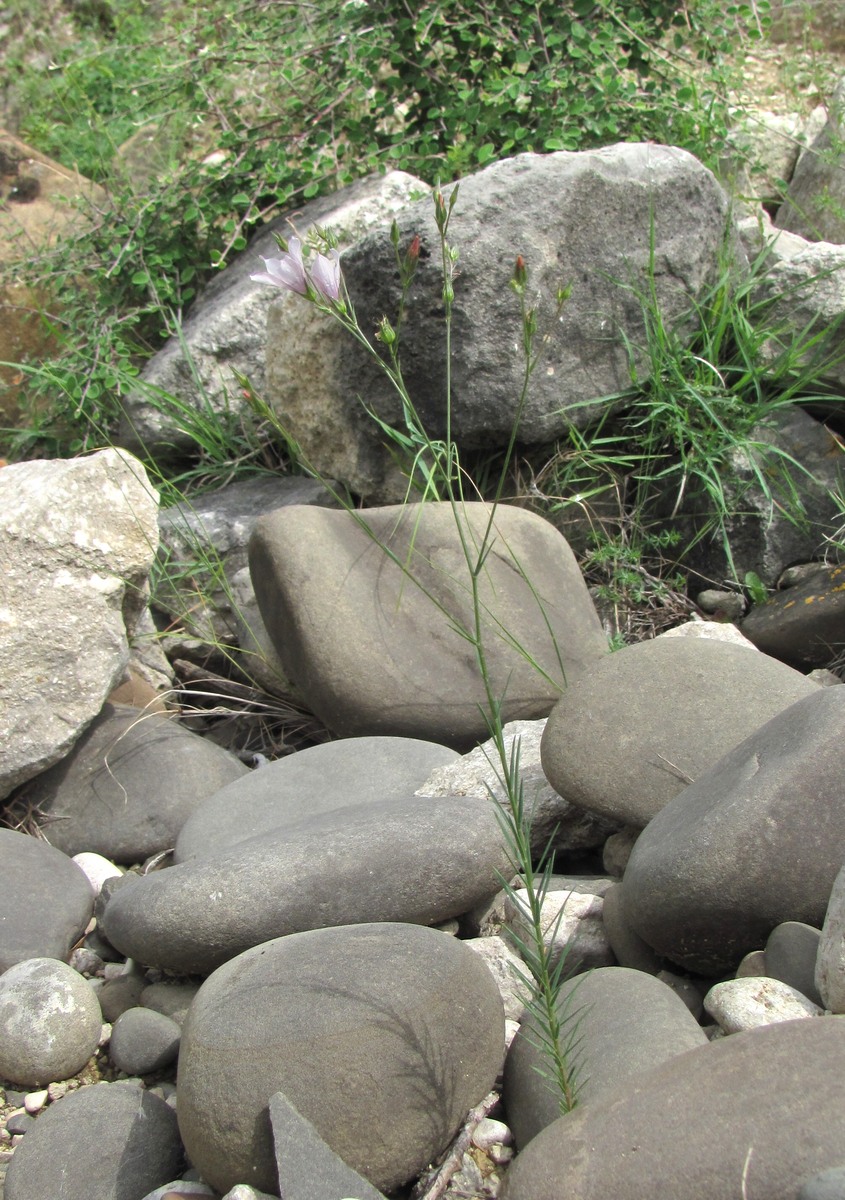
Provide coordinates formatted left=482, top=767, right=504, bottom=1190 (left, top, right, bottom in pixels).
left=3, top=0, right=770, bottom=459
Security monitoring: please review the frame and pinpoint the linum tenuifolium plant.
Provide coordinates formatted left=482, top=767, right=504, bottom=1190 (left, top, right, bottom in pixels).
left=250, top=186, right=583, bottom=1115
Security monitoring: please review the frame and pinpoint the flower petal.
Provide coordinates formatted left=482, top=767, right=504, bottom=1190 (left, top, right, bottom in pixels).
left=311, top=248, right=341, bottom=301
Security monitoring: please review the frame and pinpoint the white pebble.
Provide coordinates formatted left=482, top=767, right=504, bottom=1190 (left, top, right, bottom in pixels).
left=72, top=852, right=123, bottom=895
left=24, top=1089, right=49, bottom=1114
left=704, top=976, right=822, bottom=1033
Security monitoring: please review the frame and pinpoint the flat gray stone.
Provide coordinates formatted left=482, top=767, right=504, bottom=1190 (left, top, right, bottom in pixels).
left=0, top=829, right=94, bottom=973
left=249, top=501, right=608, bottom=750
left=176, top=923, right=504, bottom=1194
left=502, top=966, right=707, bottom=1149
left=102, top=793, right=510, bottom=974
left=269, top=1091, right=387, bottom=1200
left=500, top=1018, right=845, bottom=1200
left=622, top=687, right=845, bottom=975
left=541, top=636, right=819, bottom=828
left=28, top=702, right=249, bottom=863
left=4, top=1082, right=183, bottom=1200
left=175, top=734, right=459, bottom=862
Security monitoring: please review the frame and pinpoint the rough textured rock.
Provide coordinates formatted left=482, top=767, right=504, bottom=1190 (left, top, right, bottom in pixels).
left=541, top=636, right=818, bottom=828
left=816, top=860, right=845, bottom=1013
left=176, top=923, right=504, bottom=1194
left=776, top=77, right=845, bottom=243
left=703, top=976, right=823, bottom=1032
left=4, top=1082, right=184, bottom=1200
left=499, top=1018, right=845, bottom=1200
left=249, top=500, right=608, bottom=750
left=504, top=889, right=614, bottom=974
left=417, top=719, right=616, bottom=857
left=0, top=958, right=103, bottom=1086
left=741, top=561, right=845, bottom=669
left=265, top=144, right=735, bottom=497
left=0, top=449, right=159, bottom=799
left=156, top=473, right=339, bottom=693
left=675, top=406, right=845, bottom=590
left=621, top=686, right=845, bottom=975
left=269, top=1091, right=388, bottom=1200
left=503, top=966, right=708, bottom=1150
left=175, top=734, right=458, bottom=862
left=118, top=170, right=423, bottom=459
left=0, top=829, right=94, bottom=973
left=751, top=237, right=845, bottom=394
left=102, top=793, right=510, bottom=974
left=24, top=702, right=249, bottom=863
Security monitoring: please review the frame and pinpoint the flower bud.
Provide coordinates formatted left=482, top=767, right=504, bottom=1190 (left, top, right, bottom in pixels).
left=376, top=316, right=397, bottom=345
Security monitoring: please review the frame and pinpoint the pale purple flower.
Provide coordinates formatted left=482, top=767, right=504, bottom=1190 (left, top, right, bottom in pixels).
left=249, top=237, right=308, bottom=295
left=310, top=248, right=342, bottom=302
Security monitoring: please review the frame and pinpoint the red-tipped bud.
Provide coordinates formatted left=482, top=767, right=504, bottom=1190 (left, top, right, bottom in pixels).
left=514, top=255, right=527, bottom=287
left=408, top=235, right=421, bottom=263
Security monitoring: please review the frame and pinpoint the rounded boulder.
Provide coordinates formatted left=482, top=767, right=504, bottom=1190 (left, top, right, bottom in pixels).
left=541, top=636, right=818, bottom=828
left=176, top=922, right=505, bottom=1194
left=500, top=1017, right=845, bottom=1200
left=4, top=1082, right=183, bottom=1200
left=0, top=957, right=103, bottom=1086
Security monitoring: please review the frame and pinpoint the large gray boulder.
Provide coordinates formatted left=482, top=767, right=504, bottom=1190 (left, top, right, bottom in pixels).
left=26, top=702, right=249, bottom=863
left=264, top=144, right=735, bottom=498
left=669, top=405, right=845, bottom=589
left=540, top=636, right=819, bottom=828
left=101, top=793, right=510, bottom=974
left=174, top=734, right=458, bottom=862
left=249, top=501, right=608, bottom=750
left=118, top=170, right=423, bottom=458
left=4, top=1082, right=184, bottom=1200
left=776, top=76, right=845, bottom=243
left=0, top=449, right=159, bottom=799
left=176, top=923, right=504, bottom=1194
left=499, top=1017, right=845, bottom=1200
left=621, top=686, right=845, bottom=975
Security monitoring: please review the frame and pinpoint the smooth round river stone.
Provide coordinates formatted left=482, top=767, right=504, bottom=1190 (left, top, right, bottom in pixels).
left=0, top=958, right=103, bottom=1086
left=27, top=702, right=249, bottom=863
left=503, top=966, right=707, bottom=1149
left=103, top=793, right=510, bottom=974
left=500, top=1017, right=845, bottom=1200
left=0, top=829, right=94, bottom=973
left=622, top=687, right=845, bottom=975
left=177, top=923, right=505, bottom=1194
left=174, top=734, right=459, bottom=861
left=541, top=636, right=818, bottom=828
left=249, top=501, right=608, bottom=750
left=4, top=1082, right=183, bottom=1200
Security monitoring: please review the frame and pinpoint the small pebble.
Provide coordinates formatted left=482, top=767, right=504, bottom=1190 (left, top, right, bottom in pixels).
left=69, top=946, right=106, bottom=977
left=24, top=1090, right=48, bottom=1114
left=72, top=852, right=123, bottom=895
left=5, top=1110, right=34, bottom=1135
left=47, top=1081, right=69, bottom=1102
